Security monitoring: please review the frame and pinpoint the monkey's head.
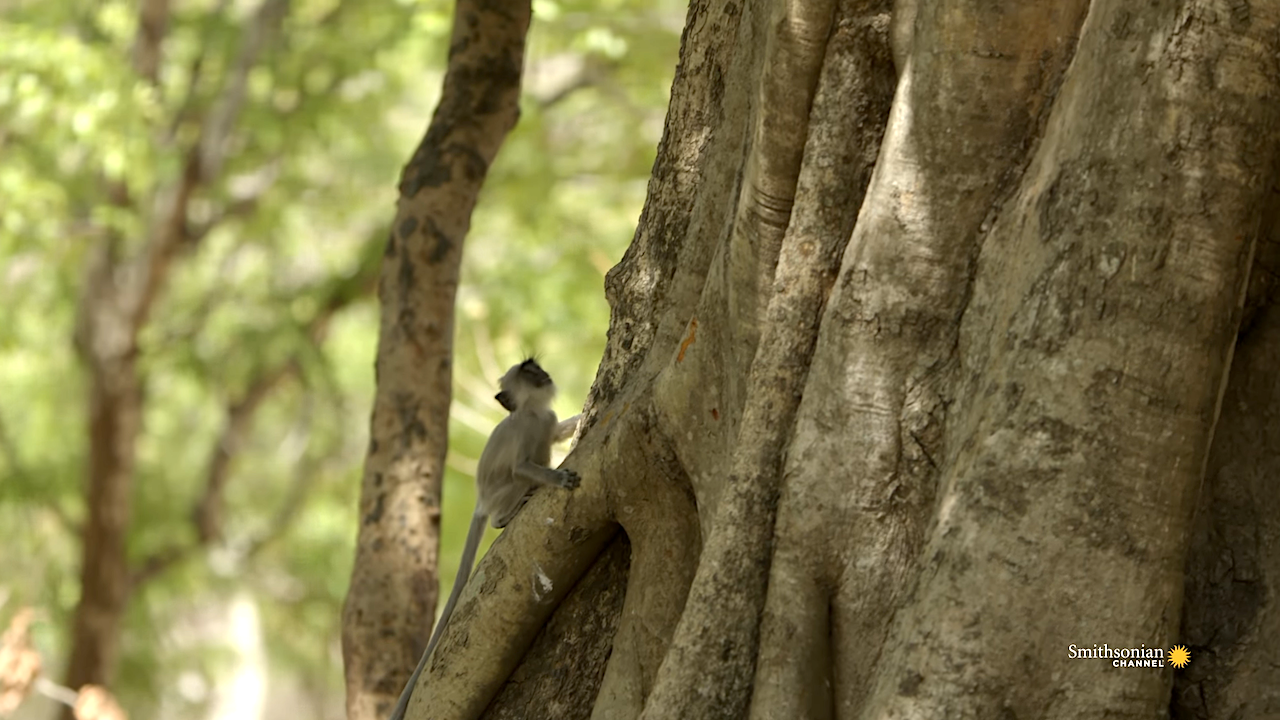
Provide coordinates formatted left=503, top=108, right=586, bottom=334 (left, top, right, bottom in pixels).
left=495, top=358, right=556, bottom=412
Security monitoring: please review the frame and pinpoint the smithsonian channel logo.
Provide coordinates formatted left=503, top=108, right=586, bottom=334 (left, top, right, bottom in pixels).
left=1067, top=643, right=1190, bottom=669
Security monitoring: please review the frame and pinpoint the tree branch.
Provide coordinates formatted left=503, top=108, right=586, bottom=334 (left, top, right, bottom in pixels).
left=128, top=358, right=298, bottom=588
left=132, top=0, right=171, bottom=84
left=243, top=407, right=325, bottom=560
left=199, top=0, right=289, bottom=184
left=128, top=246, right=379, bottom=588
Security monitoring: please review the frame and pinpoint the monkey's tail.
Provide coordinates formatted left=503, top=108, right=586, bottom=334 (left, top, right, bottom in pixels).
left=387, top=513, right=489, bottom=720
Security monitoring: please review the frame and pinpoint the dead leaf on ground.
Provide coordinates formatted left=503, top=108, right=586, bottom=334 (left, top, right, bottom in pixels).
left=74, top=685, right=128, bottom=720
left=0, top=608, right=41, bottom=714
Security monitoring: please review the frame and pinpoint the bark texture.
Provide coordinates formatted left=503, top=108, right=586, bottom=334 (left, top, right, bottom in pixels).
left=340, top=1, right=532, bottom=718
left=1173, top=190, right=1280, bottom=719
left=859, top=0, right=1278, bottom=714
left=381, top=0, right=1280, bottom=718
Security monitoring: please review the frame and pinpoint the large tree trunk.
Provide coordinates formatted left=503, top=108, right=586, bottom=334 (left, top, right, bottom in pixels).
left=386, top=0, right=1280, bottom=718
left=1173, top=210, right=1280, bottom=717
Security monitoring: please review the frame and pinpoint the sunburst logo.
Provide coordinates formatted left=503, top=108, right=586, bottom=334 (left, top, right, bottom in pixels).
left=1168, top=645, right=1191, bottom=669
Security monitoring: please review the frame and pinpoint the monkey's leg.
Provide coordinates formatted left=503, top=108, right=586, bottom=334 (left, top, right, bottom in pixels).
left=491, top=490, right=535, bottom=529
left=514, top=461, right=580, bottom=489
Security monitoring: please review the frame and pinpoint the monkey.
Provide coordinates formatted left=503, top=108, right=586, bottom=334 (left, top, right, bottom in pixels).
left=554, top=413, right=582, bottom=444
left=388, top=358, right=581, bottom=720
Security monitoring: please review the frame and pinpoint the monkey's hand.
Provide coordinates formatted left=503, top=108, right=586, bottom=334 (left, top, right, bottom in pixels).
left=555, top=468, right=581, bottom=490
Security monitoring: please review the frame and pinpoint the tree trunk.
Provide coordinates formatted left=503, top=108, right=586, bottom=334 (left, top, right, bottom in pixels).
left=340, top=1, right=531, bottom=718
left=62, top=149, right=197, bottom=717
left=65, top=263, right=146, bottom=700
left=58, top=3, right=303, bottom=714
left=1173, top=214, right=1280, bottom=718
left=386, top=0, right=1280, bottom=718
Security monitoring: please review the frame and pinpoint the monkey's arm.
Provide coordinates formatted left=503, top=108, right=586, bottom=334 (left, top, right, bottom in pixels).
left=552, top=413, right=581, bottom=443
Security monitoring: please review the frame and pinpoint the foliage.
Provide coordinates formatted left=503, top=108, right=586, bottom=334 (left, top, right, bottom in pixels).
left=0, top=0, right=681, bottom=715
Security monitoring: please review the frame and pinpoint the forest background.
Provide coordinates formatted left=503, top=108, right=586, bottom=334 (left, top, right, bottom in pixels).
left=0, top=0, right=680, bottom=717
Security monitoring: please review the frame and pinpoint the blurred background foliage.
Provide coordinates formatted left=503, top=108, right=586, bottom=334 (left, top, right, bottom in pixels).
left=0, top=0, right=681, bottom=715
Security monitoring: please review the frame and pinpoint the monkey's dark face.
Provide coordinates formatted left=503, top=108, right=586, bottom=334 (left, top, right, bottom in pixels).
left=495, top=358, right=555, bottom=412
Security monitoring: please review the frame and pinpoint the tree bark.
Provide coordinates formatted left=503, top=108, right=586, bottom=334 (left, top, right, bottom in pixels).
left=66, top=263, right=145, bottom=701
left=1173, top=194, right=1280, bottom=719
left=340, top=1, right=532, bottom=718
left=856, top=0, right=1275, bottom=713
left=383, top=0, right=1280, bottom=718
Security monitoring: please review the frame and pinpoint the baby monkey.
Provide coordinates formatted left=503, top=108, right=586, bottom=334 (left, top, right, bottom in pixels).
left=388, top=358, right=581, bottom=720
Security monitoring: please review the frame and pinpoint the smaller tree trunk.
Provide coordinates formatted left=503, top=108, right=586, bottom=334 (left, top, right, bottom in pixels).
left=64, top=352, right=142, bottom=701
left=340, top=1, right=531, bottom=718
left=61, top=1, right=284, bottom=710
left=62, top=157, right=192, bottom=717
